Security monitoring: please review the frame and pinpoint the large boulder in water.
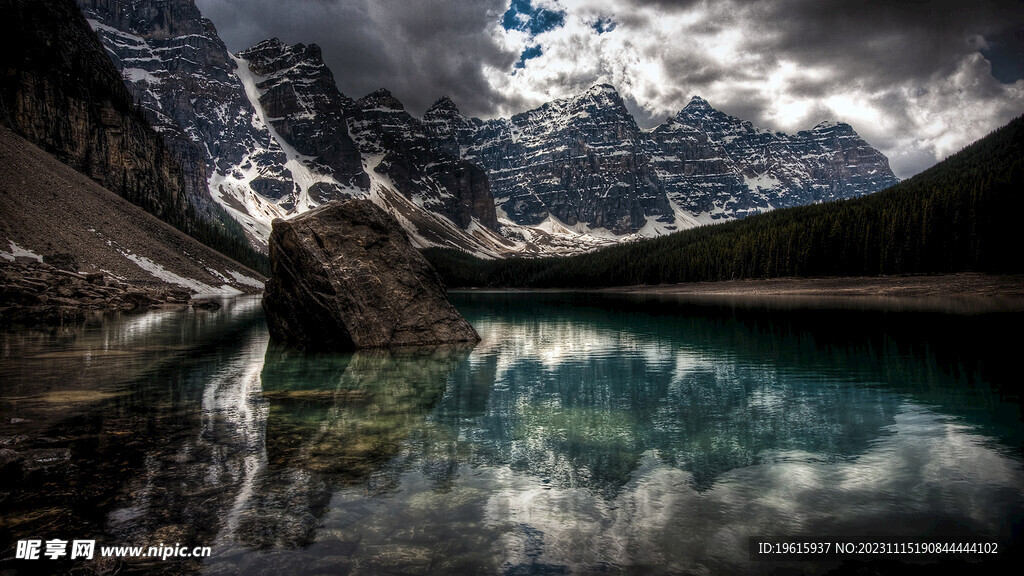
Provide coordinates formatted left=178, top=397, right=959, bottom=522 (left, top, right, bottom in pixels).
left=262, top=199, right=480, bottom=349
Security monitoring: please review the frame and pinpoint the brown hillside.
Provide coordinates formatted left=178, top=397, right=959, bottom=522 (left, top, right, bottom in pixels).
left=0, top=126, right=264, bottom=294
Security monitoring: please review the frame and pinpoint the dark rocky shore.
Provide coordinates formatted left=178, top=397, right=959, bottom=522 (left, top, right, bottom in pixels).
left=0, top=257, right=216, bottom=325
left=603, top=273, right=1024, bottom=298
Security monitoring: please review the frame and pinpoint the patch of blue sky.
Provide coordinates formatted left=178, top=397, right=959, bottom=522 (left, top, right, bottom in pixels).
left=980, top=25, right=1024, bottom=84
left=515, top=44, right=543, bottom=69
left=592, top=17, right=616, bottom=35
left=502, top=0, right=566, bottom=37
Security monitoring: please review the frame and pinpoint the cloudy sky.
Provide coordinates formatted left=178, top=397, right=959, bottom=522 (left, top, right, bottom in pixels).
left=195, top=0, right=1024, bottom=178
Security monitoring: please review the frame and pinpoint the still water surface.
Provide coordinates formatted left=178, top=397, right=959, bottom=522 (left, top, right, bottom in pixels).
left=1, top=292, right=1022, bottom=574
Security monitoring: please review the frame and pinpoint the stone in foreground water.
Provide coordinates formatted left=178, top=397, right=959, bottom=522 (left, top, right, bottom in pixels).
left=262, top=199, right=480, bottom=349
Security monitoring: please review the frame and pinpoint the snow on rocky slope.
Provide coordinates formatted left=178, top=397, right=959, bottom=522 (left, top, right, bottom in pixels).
left=425, top=89, right=900, bottom=236
left=78, top=0, right=899, bottom=258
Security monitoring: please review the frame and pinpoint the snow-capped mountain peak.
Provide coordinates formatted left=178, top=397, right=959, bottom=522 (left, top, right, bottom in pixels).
left=428, top=91, right=899, bottom=233
left=426, top=96, right=460, bottom=114
left=358, top=88, right=405, bottom=111
left=684, top=95, right=714, bottom=110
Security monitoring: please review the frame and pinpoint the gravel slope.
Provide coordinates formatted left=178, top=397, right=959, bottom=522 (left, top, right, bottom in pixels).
left=0, top=126, right=264, bottom=294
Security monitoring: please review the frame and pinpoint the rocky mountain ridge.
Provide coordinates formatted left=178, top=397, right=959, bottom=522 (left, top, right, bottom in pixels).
left=425, top=88, right=900, bottom=236
left=75, top=0, right=899, bottom=258
left=429, top=85, right=674, bottom=236
left=236, top=38, right=368, bottom=202
left=233, top=40, right=509, bottom=255
left=78, top=1, right=513, bottom=255
left=76, top=0, right=304, bottom=248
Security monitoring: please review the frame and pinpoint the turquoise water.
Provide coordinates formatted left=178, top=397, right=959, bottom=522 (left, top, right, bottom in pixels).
left=1, top=293, right=1021, bottom=574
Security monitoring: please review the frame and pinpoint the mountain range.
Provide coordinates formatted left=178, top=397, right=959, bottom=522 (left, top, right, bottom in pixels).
left=75, top=0, right=898, bottom=258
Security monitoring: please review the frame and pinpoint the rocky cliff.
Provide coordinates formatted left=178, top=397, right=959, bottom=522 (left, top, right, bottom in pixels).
left=651, top=96, right=901, bottom=219
left=348, top=88, right=499, bottom=231
left=424, top=87, right=900, bottom=235
left=0, top=0, right=261, bottom=272
left=0, top=0, right=191, bottom=227
left=426, top=85, right=673, bottom=235
left=76, top=2, right=504, bottom=255
left=75, top=0, right=239, bottom=222
left=75, top=0, right=296, bottom=246
left=236, top=39, right=368, bottom=201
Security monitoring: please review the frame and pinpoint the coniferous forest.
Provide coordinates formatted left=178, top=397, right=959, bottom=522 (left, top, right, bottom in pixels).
left=424, top=114, right=1024, bottom=288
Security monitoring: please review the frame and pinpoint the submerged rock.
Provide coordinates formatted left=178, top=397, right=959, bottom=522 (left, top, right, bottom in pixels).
left=262, top=199, right=480, bottom=349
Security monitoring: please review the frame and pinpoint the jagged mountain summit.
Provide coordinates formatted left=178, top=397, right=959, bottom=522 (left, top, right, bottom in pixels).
left=346, top=86, right=499, bottom=233
left=234, top=41, right=509, bottom=255
left=77, top=0, right=899, bottom=258
left=430, top=84, right=674, bottom=236
left=424, top=89, right=900, bottom=236
left=76, top=0, right=302, bottom=247
left=651, top=96, right=899, bottom=217
left=235, top=38, right=368, bottom=202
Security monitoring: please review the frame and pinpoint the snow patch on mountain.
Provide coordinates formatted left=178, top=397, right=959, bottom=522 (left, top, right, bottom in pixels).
left=0, top=240, right=43, bottom=262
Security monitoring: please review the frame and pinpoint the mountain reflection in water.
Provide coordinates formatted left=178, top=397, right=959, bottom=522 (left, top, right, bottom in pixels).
left=0, top=292, right=1021, bottom=575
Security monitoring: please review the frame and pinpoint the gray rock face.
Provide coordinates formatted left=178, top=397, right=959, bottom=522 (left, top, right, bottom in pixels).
left=348, top=88, right=500, bottom=231
left=651, top=96, right=901, bottom=220
left=1, top=0, right=255, bottom=257
left=77, top=3, right=500, bottom=251
left=262, top=199, right=480, bottom=350
left=237, top=39, right=369, bottom=195
left=75, top=0, right=304, bottom=249
left=76, top=0, right=274, bottom=224
left=427, top=85, right=672, bottom=234
left=424, top=87, right=900, bottom=233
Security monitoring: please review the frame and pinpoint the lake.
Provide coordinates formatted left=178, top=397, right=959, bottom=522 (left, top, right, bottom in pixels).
left=1, top=292, right=1022, bottom=575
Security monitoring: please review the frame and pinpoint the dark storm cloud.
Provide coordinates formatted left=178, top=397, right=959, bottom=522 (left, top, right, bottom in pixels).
left=198, top=0, right=397, bottom=93
left=634, top=0, right=1024, bottom=95
left=762, top=0, right=1024, bottom=86
left=365, top=0, right=516, bottom=115
left=197, top=0, right=514, bottom=117
left=608, top=0, right=1024, bottom=176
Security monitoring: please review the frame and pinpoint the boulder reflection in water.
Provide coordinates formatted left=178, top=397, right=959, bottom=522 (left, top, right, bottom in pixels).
left=231, top=344, right=473, bottom=549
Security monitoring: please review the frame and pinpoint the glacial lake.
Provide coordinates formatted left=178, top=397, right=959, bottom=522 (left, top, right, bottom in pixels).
left=1, top=292, right=1022, bottom=575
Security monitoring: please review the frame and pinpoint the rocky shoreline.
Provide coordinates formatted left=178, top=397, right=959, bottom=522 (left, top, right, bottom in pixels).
left=0, top=258, right=221, bottom=325
left=600, top=273, right=1024, bottom=298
